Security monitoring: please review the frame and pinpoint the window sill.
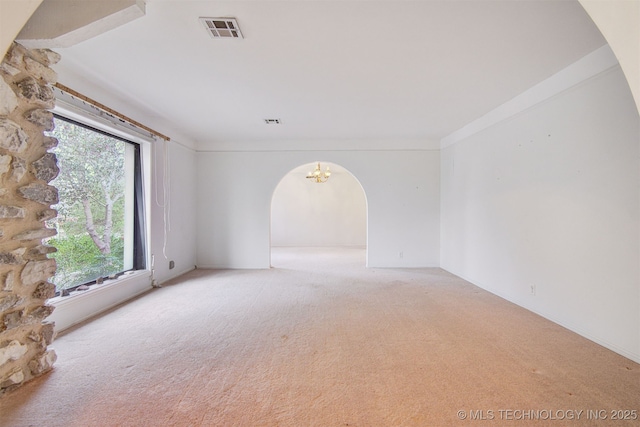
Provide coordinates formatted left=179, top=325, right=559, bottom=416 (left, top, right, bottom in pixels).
left=47, top=270, right=152, bottom=332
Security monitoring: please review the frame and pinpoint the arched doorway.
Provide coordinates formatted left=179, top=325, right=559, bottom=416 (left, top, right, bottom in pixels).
left=270, top=161, right=368, bottom=267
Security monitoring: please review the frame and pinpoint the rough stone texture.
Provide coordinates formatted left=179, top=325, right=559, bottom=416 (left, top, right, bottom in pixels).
left=32, top=282, right=56, bottom=300
left=3, top=311, right=24, bottom=330
left=24, top=57, right=58, bottom=85
left=15, top=77, right=55, bottom=108
left=0, top=43, right=58, bottom=392
left=0, top=119, right=28, bottom=152
left=0, top=154, right=11, bottom=176
left=28, top=245, right=57, bottom=257
left=20, top=260, right=57, bottom=286
left=24, top=109, right=54, bottom=131
left=0, top=368, right=24, bottom=388
left=32, top=153, right=59, bottom=182
left=4, top=44, right=24, bottom=69
left=0, top=205, right=25, bottom=219
left=30, top=49, right=61, bottom=67
left=0, top=253, right=19, bottom=265
left=28, top=349, right=56, bottom=376
left=0, top=248, right=25, bottom=265
left=12, top=228, right=57, bottom=241
left=1, top=272, right=15, bottom=292
left=41, top=136, right=57, bottom=150
left=27, top=305, right=55, bottom=322
left=0, top=295, right=21, bottom=312
left=2, top=307, right=54, bottom=331
left=0, top=62, right=21, bottom=77
left=0, top=78, right=18, bottom=116
left=26, top=331, right=40, bottom=343
left=0, top=340, right=27, bottom=366
left=36, top=208, right=57, bottom=222
left=11, top=157, right=27, bottom=182
left=40, top=322, right=55, bottom=345
left=18, top=183, right=59, bottom=205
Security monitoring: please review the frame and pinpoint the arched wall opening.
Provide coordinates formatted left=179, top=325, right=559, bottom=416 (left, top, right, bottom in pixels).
left=270, top=161, right=368, bottom=266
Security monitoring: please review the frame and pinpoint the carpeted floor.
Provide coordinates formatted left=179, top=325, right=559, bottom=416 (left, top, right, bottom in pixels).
left=1, top=247, right=638, bottom=426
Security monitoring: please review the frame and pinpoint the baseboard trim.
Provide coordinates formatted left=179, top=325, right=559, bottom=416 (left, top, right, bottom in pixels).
left=442, top=267, right=640, bottom=364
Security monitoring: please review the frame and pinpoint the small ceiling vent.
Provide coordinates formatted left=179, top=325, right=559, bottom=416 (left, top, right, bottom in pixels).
left=200, top=17, right=243, bottom=39
left=264, top=119, right=281, bottom=125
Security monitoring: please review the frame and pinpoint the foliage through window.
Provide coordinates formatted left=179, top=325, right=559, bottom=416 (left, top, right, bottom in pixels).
left=46, top=116, right=145, bottom=295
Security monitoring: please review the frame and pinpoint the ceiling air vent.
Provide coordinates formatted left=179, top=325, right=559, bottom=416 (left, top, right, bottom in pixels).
left=200, top=17, right=243, bottom=39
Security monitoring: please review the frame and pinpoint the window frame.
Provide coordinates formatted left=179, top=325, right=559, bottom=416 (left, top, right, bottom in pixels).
left=46, top=91, right=153, bottom=296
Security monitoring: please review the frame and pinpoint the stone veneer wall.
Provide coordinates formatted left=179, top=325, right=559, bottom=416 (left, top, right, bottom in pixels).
left=0, top=43, right=60, bottom=393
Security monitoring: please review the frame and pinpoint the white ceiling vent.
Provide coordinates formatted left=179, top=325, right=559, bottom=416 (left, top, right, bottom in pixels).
left=200, top=17, right=243, bottom=39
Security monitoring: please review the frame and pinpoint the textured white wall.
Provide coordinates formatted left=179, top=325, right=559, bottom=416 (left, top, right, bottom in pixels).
left=271, top=162, right=366, bottom=247
left=196, top=149, right=440, bottom=268
left=441, top=65, right=640, bottom=362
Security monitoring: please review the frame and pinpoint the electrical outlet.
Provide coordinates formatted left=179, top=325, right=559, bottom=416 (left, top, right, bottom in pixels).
left=399, top=251, right=403, bottom=259
left=169, top=260, right=175, bottom=269
left=530, top=284, right=536, bottom=295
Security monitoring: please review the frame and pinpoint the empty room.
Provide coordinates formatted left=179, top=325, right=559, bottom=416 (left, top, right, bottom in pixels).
left=0, top=1, right=639, bottom=425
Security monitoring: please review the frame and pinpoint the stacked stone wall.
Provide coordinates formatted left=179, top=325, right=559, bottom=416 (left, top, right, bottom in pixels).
left=0, top=43, right=59, bottom=393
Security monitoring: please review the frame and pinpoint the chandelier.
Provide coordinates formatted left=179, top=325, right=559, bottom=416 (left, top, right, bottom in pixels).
left=306, top=162, right=331, bottom=183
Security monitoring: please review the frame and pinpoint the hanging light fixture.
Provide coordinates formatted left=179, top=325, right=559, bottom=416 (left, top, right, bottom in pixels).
left=306, top=162, right=331, bottom=183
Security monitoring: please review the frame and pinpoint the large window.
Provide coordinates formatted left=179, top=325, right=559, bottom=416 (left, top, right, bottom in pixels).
left=46, top=115, right=146, bottom=295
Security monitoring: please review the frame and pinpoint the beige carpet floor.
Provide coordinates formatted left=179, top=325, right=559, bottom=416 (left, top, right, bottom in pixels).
left=1, top=247, right=639, bottom=426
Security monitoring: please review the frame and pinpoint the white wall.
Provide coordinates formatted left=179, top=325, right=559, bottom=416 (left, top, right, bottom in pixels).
left=197, top=149, right=439, bottom=268
left=149, top=140, right=198, bottom=283
left=271, top=162, right=366, bottom=247
left=441, top=65, right=640, bottom=362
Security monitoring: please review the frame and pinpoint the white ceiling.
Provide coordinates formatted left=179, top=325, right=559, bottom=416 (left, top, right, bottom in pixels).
left=50, top=0, right=606, bottom=150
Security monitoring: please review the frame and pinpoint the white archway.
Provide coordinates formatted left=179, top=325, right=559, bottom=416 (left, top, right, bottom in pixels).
left=270, top=161, right=368, bottom=266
